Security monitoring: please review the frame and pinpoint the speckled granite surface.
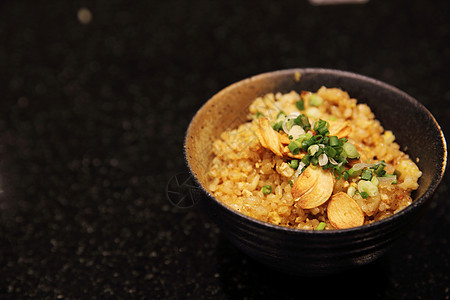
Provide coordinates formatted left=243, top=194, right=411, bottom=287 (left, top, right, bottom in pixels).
left=0, top=0, right=448, bottom=299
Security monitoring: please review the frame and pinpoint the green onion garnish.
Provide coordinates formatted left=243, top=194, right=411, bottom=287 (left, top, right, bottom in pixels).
left=329, top=135, right=339, bottom=147
left=301, top=154, right=311, bottom=165
left=316, top=222, right=326, bottom=231
left=361, top=169, right=373, bottom=181
left=358, top=180, right=378, bottom=197
left=313, top=119, right=329, bottom=136
left=271, top=121, right=283, bottom=131
left=288, top=141, right=301, bottom=155
left=343, top=142, right=360, bottom=159
left=310, top=94, right=324, bottom=106
left=288, top=160, right=299, bottom=169
left=255, top=112, right=264, bottom=118
left=360, top=191, right=369, bottom=199
left=276, top=111, right=287, bottom=120
left=262, top=185, right=272, bottom=195
left=294, top=114, right=311, bottom=131
left=296, top=99, right=305, bottom=110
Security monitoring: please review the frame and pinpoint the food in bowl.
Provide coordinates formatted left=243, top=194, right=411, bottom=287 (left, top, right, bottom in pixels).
left=206, top=87, right=422, bottom=230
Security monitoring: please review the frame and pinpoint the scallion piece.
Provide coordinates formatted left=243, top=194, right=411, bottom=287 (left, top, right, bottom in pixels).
left=343, top=142, right=360, bottom=159
left=294, top=114, right=311, bottom=131
left=288, top=141, right=300, bottom=155
left=301, top=154, right=311, bottom=165
left=296, top=99, right=305, bottom=110
left=310, top=94, right=324, bottom=106
left=271, top=121, right=283, bottom=131
left=288, top=159, right=299, bottom=169
left=332, top=165, right=343, bottom=179
left=296, top=133, right=312, bottom=143
left=324, top=146, right=337, bottom=158
left=347, top=186, right=356, bottom=197
left=358, top=180, right=378, bottom=197
left=338, top=138, right=348, bottom=146
left=360, top=191, right=369, bottom=199
left=316, top=222, right=326, bottom=231
left=329, top=135, right=339, bottom=147
left=262, top=185, right=272, bottom=195
left=276, top=111, right=287, bottom=120
left=313, top=119, right=329, bottom=136
left=361, top=169, right=373, bottom=181
left=345, top=167, right=361, bottom=178
left=308, top=144, right=320, bottom=156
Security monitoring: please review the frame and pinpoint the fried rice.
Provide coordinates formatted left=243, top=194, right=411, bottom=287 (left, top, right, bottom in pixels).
left=206, top=87, right=422, bottom=230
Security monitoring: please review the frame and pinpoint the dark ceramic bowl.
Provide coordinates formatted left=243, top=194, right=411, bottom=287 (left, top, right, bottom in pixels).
left=184, top=68, right=447, bottom=275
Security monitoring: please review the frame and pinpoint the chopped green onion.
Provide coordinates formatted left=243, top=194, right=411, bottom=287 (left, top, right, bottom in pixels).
left=344, top=167, right=361, bottom=179
left=288, top=125, right=306, bottom=140
left=310, top=94, right=324, bottom=106
left=347, top=186, right=357, bottom=197
left=361, top=169, right=373, bottom=181
left=371, top=175, right=379, bottom=186
left=318, top=153, right=328, bottom=166
left=332, top=165, right=343, bottom=179
left=288, top=159, right=299, bottom=169
left=343, top=171, right=349, bottom=180
left=343, top=142, right=360, bottom=159
left=360, top=191, right=369, bottom=199
left=271, top=121, right=283, bottom=131
left=338, top=138, right=348, bottom=146
left=324, top=146, right=337, bottom=158
left=282, top=115, right=298, bottom=133
left=314, top=119, right=330, bottom=136
left=296, top=133, right=312, bottom=143
left=381, top=174, right=397, bottom=184
left=310, top=156, right=319, bottom=166
left=308, top=144, right=320, bottom=156
left=316, top=222, right=326, bottom=231
left=302, top=135, right=321, bottom=151
left=289, top=180, right=293, bottom=187
left=373, top=161, right=387, bottom=176
left=288, top=141, right=300, bottom=155
left=255, top=112, right=264, bottom=118
left=276, top=111, right=287, bottom=120
left=262, top=185, right=272, bottom=195
left=329, top=136, right=339, bottom=147
left=358, top=180, right=378, bottom=197
left=301, top=154, right=311, bottom=165
left=296, top=99, right=305, bottom=110
left=294, top=114, right=311, bottom=131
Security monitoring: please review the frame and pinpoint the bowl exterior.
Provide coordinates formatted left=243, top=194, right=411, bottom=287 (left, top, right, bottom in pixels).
left=185, top=68, right=447, bottom=275
left=206, top=193, right=419, bottom=275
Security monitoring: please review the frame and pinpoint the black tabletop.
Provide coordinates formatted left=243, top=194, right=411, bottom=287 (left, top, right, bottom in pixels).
left=0, top=0, right=449, bottom=299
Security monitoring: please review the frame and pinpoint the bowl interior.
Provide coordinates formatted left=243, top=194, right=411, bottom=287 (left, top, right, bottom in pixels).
left=185, top=68, right=447, bottom=226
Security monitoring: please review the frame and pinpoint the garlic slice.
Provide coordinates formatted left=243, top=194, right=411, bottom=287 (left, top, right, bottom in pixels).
left=256, top=118, right=284, bottom=157
left=327, top=192, right=364, bottom=229
left=292, top=166, right=334, bottom=209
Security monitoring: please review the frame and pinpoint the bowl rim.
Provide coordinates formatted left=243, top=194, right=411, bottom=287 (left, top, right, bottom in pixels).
left=185, top=68, right=447, bottom=235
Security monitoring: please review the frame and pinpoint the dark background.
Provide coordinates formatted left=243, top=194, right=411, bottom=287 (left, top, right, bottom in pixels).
left=0, top=0, right=449, bottom=299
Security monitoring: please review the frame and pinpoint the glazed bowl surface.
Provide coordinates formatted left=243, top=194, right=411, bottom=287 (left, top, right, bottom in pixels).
left=184, top=68, right=447, bottom=275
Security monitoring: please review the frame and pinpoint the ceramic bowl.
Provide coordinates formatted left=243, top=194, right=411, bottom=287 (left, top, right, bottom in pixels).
left=184, top=68, right=447, bottom=275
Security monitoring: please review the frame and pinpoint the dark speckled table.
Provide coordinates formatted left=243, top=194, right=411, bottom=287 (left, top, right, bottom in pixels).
left=0, top=0, right=448, bottom=299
